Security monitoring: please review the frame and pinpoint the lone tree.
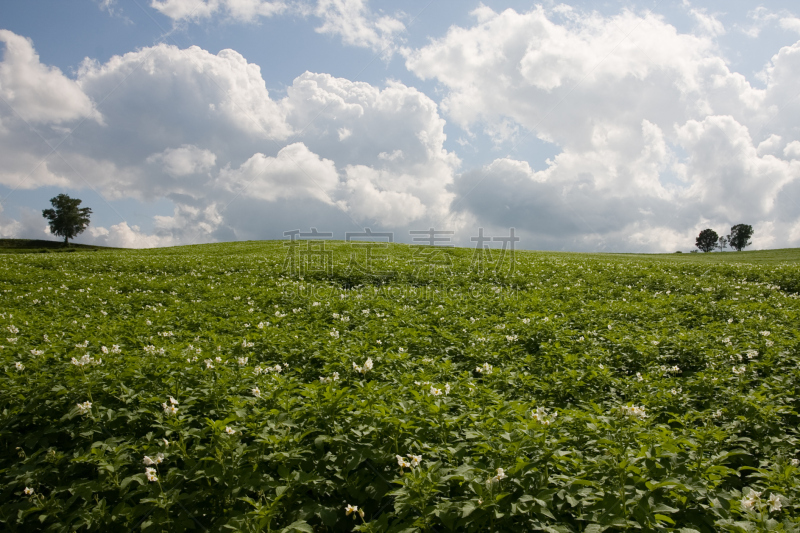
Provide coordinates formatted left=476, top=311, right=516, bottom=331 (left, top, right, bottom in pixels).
left=717, top=235, right=728, bottom=251
left=42, top=194, right=92, bottom=245
left=728, top=224, right=754, bottom=252
left=695, top=228, right=719, bottom=253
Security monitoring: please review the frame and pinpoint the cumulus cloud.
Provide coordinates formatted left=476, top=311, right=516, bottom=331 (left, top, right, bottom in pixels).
left=0, top=30, right=100, bottom=124
left=0, top=31, right=457, bottom=245
left=217, top=142, right=339, bottom=203
left=0, top=204, right=22, bottom=238
left=147, top=145, right=217, bottom=177
left=408, top=5, right=800, bottom=250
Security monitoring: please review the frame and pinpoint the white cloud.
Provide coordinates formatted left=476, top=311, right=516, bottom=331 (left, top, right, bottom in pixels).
left=784, top=140, right=800, bottom=159
left=150, top=0, right=286, bottom=22
left=77, top=43, right=291, bottom=141
left=217, top=142, right=339, bottom=203
left=314, top=0, right=404, bottom=53
left=685, top=4, right=725, bottom=36
left=0, top=30, right=100, bottom=124
left=342, top=165, right=427, bottom=226
left=0, top=204, right=22, bottom=238
left=89, top=221, right=178, bottom=248
left=148, top=0, right=404, bottom=53
left=147, top=145, right=217, bottom=177
left=739, top=7, right=780, bottom=38
left=0, top=32, right=458, bottom=244
left=781, top=17, right=800, bottom=34
left=411, top=6, right=800, bottom=250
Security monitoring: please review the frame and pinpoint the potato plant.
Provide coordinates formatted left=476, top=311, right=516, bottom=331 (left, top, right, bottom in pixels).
left=1, top=241, right=799, bottom=532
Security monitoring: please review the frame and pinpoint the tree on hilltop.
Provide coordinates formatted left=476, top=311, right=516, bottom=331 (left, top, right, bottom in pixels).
left=42, top=194, right=92, bottom=245
left=695, top=228, right=719, bottom=253
left=728, top=224, right=754, bottom=252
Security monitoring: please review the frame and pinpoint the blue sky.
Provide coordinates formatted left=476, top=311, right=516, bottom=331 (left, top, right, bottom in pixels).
left=2, top=0, right=800, bottom=251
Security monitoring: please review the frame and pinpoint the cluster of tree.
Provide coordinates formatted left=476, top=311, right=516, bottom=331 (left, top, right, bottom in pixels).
left=42, top=194, right=92, bottom=245
left=695, top=224, right=753, bottom=253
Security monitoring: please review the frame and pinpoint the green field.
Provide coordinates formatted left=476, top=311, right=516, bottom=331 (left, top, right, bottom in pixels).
left=1, top=241, right=799, bottom=532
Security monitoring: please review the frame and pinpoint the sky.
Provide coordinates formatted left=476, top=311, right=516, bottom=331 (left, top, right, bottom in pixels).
left=1, top=0, right=800, bottom=252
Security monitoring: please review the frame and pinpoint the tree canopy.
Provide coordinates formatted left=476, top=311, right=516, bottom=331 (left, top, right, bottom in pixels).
left=728, top=224, right=754, bottom=252
left=695, top=228, right=718, bottom=253
left=42, top=194, right=92, bottom=245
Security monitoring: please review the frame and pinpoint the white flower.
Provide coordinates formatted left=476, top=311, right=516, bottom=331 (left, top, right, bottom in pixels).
left=169, top=396, right=178, bottom=405
left=396, top=455, right=411, bottom=468
left=353, top=358, right=372, bottom=375
left=430, top=386, right=442, bottom=396
left=237, top=357, right=248, bottom=366
left=252, top=386, right=261, bottom=398
left=636, top=372, right=643, bottom=382
left=205, top=359, right=214, bottom=369
left=767, top=493, right=782, bottom=512
left=71, top=354, right=102, bottom=367
left=732, top=366, right=746, bottom=375
left=161, top=402, right=178, bottom=416
left=792, top=458, right=799, bottom=467
left=30, top=349, right=43, bottom=356
left=476, top=362, right=493, bottom=374
left=162, top=438, right=170, bottom=447
left=345, top=504, right=363, bottom=518
left=225, top=426, right=235, bottom=435
left=760, top=331, right=771, bottom=337
left=532, top=406, right=557, bottom=425
left=15, top=361, right=24, bottom=371
left=7, top=325, right=19, bottom=334
left=494, top=468, right=506, bottom=481
left=241, top=339, right=253, bottom=348
left=77, top=401, right=92, bottom=415
left=145, top=467, right=158, bottom=482
left=445, top=383, right=450, bottom=395
left=745, top=349, right=759, bottom=359
left=741, top=490, right=761, bottom=511
left=143, top=453, right=165, bottom=465
left=330, top=329, right=339, bottom=339
left=621, top=405, right=647, bottom=419
left=408, top=454, right=422, bottom=467
left=24, top=487, right=34, bottom=495
left=320, top=372, right=340, bottom=384
left=146, top=320, right=152, bottom=326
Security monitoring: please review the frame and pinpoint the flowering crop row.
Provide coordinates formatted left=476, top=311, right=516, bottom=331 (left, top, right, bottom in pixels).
left=0, top=241, right=799, bottom=532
